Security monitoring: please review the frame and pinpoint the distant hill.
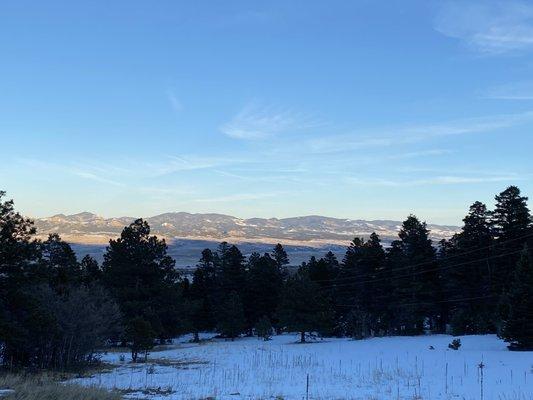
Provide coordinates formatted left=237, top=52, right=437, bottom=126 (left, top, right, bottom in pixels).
left=33, top=212, right=458, bottom=267
left=34, top=211, right=458, bottom=245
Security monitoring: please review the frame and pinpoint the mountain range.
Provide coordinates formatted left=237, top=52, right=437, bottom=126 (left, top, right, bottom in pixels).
left=34, top=211, right=458, bottom=245
left=33, top=212, right=458, bottom=267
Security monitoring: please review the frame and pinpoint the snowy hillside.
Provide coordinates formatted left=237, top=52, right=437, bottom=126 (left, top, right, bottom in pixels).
left=74, top=334, right=532, bottom=400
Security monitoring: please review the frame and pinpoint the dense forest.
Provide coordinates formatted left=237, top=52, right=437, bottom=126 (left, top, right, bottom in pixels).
left=0, top=186, right=532, bottom=371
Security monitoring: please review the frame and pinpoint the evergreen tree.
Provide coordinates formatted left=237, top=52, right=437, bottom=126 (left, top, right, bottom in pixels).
left=0, top=191, right=43, bottom=368
left=255, top=316, right=273, bottom=341
left=278, top=272, right=333, bottom=342
left=444, top=202, right=495, bottom=334
left=217, top=291, right=245, bottom=340
left=389, top=216, right=437, bottom=335
left=323, top=251, right=339, bottom=270
left=0, top=191, right=39, bottom=280
left=218, top=244, right=246, bottom=297
left=125, top=316, right=155, bottom=362
left=102, top=219, right=184, bottom=344
left=492, top=186, right=531, bottom=241
left=499, top=246, right=533, bottom=350
left=247, top=251, right=261, bottom=269
left=335, top=234, right=385, bottom=337
left=272, top=243, right=289, bottom=271
left=491, top=186, right=532, bottom=293
left=383, top=240, right=405, bottom=333
left=41, top=233, right=81, bottom=291
left=188, top=250, right=218, bottom=341
left=302, top=252, right=339, bottom=292
left=80, top=254, right=102, bottom=286
left=244, top=253, right=283, bottom=332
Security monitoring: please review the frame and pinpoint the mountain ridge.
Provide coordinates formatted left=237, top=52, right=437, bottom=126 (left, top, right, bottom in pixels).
left=34, top=211, right=459, bottom=247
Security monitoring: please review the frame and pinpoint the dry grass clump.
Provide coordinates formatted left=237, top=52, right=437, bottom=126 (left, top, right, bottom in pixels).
left=0, top=373, right=121, bottom=400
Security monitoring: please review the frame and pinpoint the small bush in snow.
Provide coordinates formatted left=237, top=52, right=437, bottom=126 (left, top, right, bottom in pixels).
left=448, top=338, right=461, bottom=350
left=255, top=316, right=273, bottom=341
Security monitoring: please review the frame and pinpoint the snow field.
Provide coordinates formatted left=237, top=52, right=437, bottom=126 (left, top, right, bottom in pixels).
left=74, top=334, right=532, bottom=400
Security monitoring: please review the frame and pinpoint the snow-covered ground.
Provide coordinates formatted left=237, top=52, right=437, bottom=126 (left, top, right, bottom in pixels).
left=74, top=334, right=532, bottom=400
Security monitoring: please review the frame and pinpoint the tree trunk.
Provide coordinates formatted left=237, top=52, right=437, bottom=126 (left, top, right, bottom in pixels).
left=300, top=331, right=306, bottom=343
left=193, top=331, right=200, bottom=343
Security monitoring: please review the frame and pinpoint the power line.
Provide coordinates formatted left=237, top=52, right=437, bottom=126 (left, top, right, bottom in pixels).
left=310, top=231, right=533, bottom=285
left=312, top=248, right=524, bottom=291
left=334, top=294, right=499, bottom=309
left=326, top=278, right=509, bottom=307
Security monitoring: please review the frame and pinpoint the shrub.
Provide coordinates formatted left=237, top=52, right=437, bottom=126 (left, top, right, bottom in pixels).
left=255, top=316, right=273, bottom=341
left=1, top=284, right=122, bottom=370
left=448, top=338, right=461, bottom=350
left=125, top=317, right=155, bottom=362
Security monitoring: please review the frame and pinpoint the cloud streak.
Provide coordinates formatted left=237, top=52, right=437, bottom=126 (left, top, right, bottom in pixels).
left=484, top=80, right=533, bottom=100
left=303, top=110, right=533, bottom=154
left=346, top=175, right=521, bottom=187
left=220, top=102, right=321, bottom=140
left=434, top=1, right=533, bottom=54
left=194, top=192, right=285, bottom=203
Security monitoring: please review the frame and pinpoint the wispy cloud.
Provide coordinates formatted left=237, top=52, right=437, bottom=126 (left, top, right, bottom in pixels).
left=434, top=1, right=533, bottom=55
left=194, top=192, right=284, bottom=203
left=346, top=175, right=521, bottom=187
left=304, top=110, right=533, bottom=154
left=220, top=102, right=321, bottom=140
left=15, top=155, right=245, bottom=187
left=16, top=158, right=125, bottom=187
left=386, top=149, right=453, bottom=160
left=70, top=171, right=124, bottom=187
left=484, top=80, right=533, bottom=100
left=145, top=155, right=230, bottom=176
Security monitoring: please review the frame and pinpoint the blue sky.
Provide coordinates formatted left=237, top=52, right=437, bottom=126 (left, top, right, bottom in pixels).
left=1, top=1, right=532, bottom=225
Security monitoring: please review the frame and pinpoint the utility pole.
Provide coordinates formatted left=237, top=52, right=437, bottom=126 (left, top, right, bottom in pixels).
left=478, top=361, right=485, bottom=400
left=306, top=373, right=309, bottom=400
left=445, top=362, right=448, bottom=394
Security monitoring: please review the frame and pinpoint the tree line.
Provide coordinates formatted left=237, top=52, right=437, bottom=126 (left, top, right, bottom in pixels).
left=0, top=185, right=532, bottom=371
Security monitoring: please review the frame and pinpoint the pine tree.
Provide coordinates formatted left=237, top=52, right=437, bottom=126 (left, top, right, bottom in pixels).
left=188, top=249, right=218, bottom=340
left=255, top=316, right=273, bottom=341
left=304, top=252, right=339, bottom=295
left=0, top=191, right=39, bottom=280
left=217, top=291, right=246, bottom=340
left=80, top=254, right=102, bottom=286
left=492, top=186, right=531, bottom=241
left=335, top=233, right=385, bottom=337
left=445, top=202, right=495, bottom=334
left=41, top=233, right=81, bottom=291
left=125, top=316, right=155, bottom=362
left=499, top=246, right=533, bottom=350
left=323, top=251, right=339, bottom=270
left=102, top=219, right=184, bottom=342
left=390, top=216, right=437, bottom=335
left=219, top=244, right=246, bottom=297
left=244, top=253, right=283, bottom=332
left=491, top=186, right=532, bottom=293
left=278, top=272, right=333, bottom=342
left=272, top=243, right=289, bottom=273
left=0, top=191, right=43, bottom=368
